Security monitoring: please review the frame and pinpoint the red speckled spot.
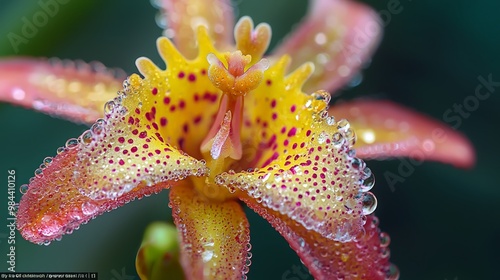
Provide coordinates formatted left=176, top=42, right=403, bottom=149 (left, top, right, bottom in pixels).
left=179, top=100, right=186, bottom=109
left=164, top=97, right=171, bottom=104
left=152, top=88, right=158, bottom=95
left=188, top=73, right=196, bottom=82
left=160, top=117, right=167, bottom=126
left=290, top=105, right=296, bottom=113
left=178, top=72, right=185, bottom=78
left=271, top=99, right=276, bottom=108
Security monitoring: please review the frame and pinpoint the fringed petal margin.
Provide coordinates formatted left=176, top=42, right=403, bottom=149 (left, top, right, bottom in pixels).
left=272, top=0, right=382, bottom=93
left=0, top=57, right=125, bottom=124
left=170, top=184, right=251, bottom=280
left=330, top=99, right=476, bottom=168
left=17, top=91, right=208, bottom=244
left=156, top=0, right=234, bottom=58
left=243, top=197, right=399, bottom=280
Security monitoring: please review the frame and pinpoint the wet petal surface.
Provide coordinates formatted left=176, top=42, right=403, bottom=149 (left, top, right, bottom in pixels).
left=272, top=0, right=381, bottom=93
left=218, top=56, right=376, bottom=241
left=244, top=197, right=398, bottom=280
left=157, top=0, right=234, bottom=58
left=170, top=184, right=250, bottom=280
left=0, top=57, right=124, bottom=124
left=330, top=99, right=476, bottom=168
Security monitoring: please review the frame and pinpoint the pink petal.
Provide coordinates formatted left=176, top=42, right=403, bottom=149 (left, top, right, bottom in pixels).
left=272, top=0, right=382, bottom=93
left=170, top=184, right=250, bottom=280
left=17, top=83, right=209, bottom=243
left=157, top=0, right=234, bottom=58
left=330, top=99, right=476, bottom=168
left=0, top=57, right=125, bottom=124
left=243, top=197, right=399, bottom=280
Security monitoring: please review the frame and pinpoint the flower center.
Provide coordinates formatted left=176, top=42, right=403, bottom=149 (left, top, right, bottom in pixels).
left=195, top=17, right=271, bottom=201
left=196, top=51, right=268, bottom=201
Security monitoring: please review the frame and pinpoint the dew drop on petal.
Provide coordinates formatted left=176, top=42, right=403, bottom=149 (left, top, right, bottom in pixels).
left=19, top=184, right=29, bottom=194
left=81, top=201, right=99, bottom=216
left=361, top=192, right=377, bottom=215
left=104, top=100, right=115, bottom=115
left=379, top=232, right=391, bottom=248
left=360, top=170, right=375, bottom=192
left=65, top=138, right=79, bottom=149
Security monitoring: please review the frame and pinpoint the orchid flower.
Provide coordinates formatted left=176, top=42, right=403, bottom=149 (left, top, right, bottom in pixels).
left=0, top=0, right=475, bottom=279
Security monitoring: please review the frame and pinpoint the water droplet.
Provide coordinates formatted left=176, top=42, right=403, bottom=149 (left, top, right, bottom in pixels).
left=337, top=119, right=350, bottom=132
left=155, top=11, right=167, bottom=29
left=379, top=232, right=391, bottom=247
left=104, top=100, right=115, bottom=115
left=65, top=138, right=79, bottom=149
left=91, top=120, right=105, bottom=135
left=43, top=157, right=53, bottom=166
left=20, top=184, right=29, bottom=194
left=326, top=116, right=335, bottom=125
left=317, top=132, right=328, bottom=144
left=81, top=201, right=99, bottom=216
left=298, top=237, right=305, bottom=248
left=385, top=263, right=399, bottom=280
left=56, top=147, right=65, bottom=154
left=332, top=132, right=344, bottom=146
left=80, top=130, right=93, bottom=145
left=351, top=158, right=364, bottom=169
left=34, top=168, right=43, bottom=178
left=345, top=128, right=356, bottom=146
left=361, top=192, right=377, bottom=215
left=360, top=171, right=375, bottom=192
left=311, top=90, right=331, bottom=104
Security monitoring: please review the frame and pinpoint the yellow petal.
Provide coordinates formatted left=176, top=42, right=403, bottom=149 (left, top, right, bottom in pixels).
left=170, top=183, right=250, bottom=280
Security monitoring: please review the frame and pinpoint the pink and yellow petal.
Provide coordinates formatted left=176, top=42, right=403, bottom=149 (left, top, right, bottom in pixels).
left=272, top=0, right=382, bottom=93
left=220, top=56, right=376, bottom=242
left=170, top=184, right=250, bottom=280
left=0, top=57, right=125, bottom=124
left=17, top=74, right=210, bottom=243
left=133, top=29, right=229, bottom=159
left=244, top=197, right=398, bottom=280
left=17, top=148, right=175, bottom=244
left=157, top=0, right=234, bottom=58
left=330, top=99, right=476, bottom=168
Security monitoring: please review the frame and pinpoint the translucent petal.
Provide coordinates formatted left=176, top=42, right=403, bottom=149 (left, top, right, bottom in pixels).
left=16, top=77, right=210, bottom=243
left=170, top=184, right=251, bottom=280
left=0, top=57, right=125, bottom=124
left=16, top=146, right=202, bottom=244
left=156, top=0, right=234, bottom=58
left=272, top=0, right=382, bottom=93
left=330, top=99, right=476, bottom=168
left=244, top=198, right=399, bottom=280
left=218, top=56, right=372, bottom=241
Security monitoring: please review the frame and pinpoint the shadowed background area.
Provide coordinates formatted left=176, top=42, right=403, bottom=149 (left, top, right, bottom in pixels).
left=0, top=0, right=499, bottom=279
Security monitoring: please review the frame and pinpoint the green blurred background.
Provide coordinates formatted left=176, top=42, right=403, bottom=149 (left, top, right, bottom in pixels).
left=0, top=0, right=499, bottom=279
